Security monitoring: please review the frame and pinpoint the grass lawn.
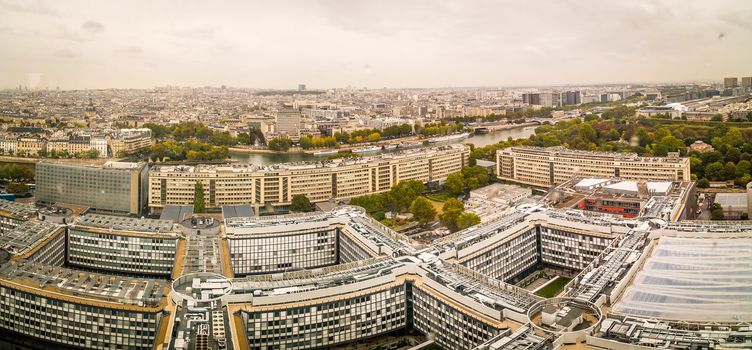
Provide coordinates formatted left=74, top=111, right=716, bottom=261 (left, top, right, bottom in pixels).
left=534, top=276, right=571, bottom=298
left=422, top=196, right=445, bottom=215
left=425, top=192, right=455, bottom=202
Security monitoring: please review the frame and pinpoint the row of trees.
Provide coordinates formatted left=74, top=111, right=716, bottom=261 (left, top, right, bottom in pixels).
left=349, top=180, right=425, bottom=216
left=416, top=122, right=464, bottom=136
left=0, top=164, right=34, bottom=181
left=150, top=140, right=229, bottom=162
left=299, top=135, right=338, bottom=149
left=144, top=121, right=266, bottom=147
left=268, top=138, right=293, bottom=151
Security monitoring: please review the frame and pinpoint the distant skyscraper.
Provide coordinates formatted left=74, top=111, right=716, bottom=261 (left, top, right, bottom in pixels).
left=298, top=84, right=306, bottom=91
left=741, top=77, right=752, bottom=88
left=522, top=93, right=560, bottom=107
left=563, top=91, right=581, bottom=106
left=724, top=77, right=738, bottom=89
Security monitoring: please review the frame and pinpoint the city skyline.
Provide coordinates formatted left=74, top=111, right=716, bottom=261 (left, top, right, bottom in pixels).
left=1, top=0, right=751, bottom=90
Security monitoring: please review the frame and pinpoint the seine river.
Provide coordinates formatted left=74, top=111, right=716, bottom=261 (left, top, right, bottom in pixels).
left=229, top=125, right=536, bottom=165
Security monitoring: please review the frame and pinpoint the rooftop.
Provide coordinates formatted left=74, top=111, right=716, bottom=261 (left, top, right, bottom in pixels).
left=0, top=199, right=37, bottom=220
left=0, top=259, right=167, bottom=308
left=74, top=214, right=176, bottom=233
left=0, top=220, right=62, bottom=256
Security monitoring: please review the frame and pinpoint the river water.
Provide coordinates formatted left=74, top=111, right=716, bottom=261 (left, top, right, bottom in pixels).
left=229, top=125, right=536, bottom=165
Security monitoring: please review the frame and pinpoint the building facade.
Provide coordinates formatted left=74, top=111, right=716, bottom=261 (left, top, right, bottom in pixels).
left=497, top=146, right=690, bottom=188
left=149, top=145, right=469, bottom=212
left=35, top=161, right=148, bottom=215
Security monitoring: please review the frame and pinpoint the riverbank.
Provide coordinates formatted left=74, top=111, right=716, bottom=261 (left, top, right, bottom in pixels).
left=0, top=155, right=113, bottom=165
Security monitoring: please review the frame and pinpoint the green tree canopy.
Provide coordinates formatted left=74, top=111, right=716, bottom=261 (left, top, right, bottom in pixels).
left=456, top=212, right=481, bottom=230
left=410, top=197, right=437, bottom=225
left=444, top=173, right=465, bottom=196
left=290, top=194, right=313, bottom=212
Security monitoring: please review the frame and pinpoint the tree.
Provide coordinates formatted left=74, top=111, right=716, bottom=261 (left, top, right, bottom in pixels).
left=705, top=162, right=725, bottom=181
left=461, top=166, right=490, bottom=189
left=710, top=203, right=724, bottom=220
left=439, top=198, right=465, bottom=231
left=736, top=160, right=752, bottom=178
left=194, top=181, right=206, bottom=213
left=723, top=127, right=744, bottom=148
left=653, top=135, right=685, bottom=156
left=268, top=137, right=292, bottom=151
left=724, top=162, right=737, bottom=180
left=456, top=212, right=481, bottom=230
left=696, top=178, right=710, bottom=188
left=6, top=182, right=29, bottom=194
left=444, top=173, right=465, bottom=196
left=410, top=197, right=436, bottom=225
left=442, top=198, right=464, bottom=212
left=290, top=194, right=313, bottom=212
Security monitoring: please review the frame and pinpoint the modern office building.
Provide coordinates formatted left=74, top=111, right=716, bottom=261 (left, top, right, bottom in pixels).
left=35, top=161, right=148, bottom=215
left=0, top=260, right=169, bottom=350
left=724, top=77, right=739, bottom=89
left=522, top=92, right=561, bottom=108
left=742, top=76, right=752, bottom=88
left=67, top=214, right=182, bottom=277
left=497, top=146, right=690, bottom=188
left=0, top=196, right=750, bottom=349
left=0, top=199, right=37, bottom=233
left=223, top=206, right=411, bottom=276
left=149, top=144, right=469, bottom=212
left=275, top=108, right=301, bottom=141
left=563, top=91, right=581, bottom=106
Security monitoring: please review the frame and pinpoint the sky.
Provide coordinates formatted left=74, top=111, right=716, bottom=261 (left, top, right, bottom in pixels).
left=1, top=0, right=751, bottom=90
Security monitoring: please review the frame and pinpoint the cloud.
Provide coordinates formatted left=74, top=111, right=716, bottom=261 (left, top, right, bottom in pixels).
left=0, top=0, right=60, bottom=16
left=118, top=46, right=144, bottom=55
left=82, top=21, right=105, bottom=34
left=52, top=49, right=78, bottom=58
left=174, top=26, right=215, bottom=40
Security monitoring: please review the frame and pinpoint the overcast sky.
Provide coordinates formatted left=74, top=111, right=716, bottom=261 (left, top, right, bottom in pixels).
left=1, top=0, right=750, bottom=90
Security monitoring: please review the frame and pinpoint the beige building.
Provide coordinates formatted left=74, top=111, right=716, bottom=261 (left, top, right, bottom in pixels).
left=16, top=136, right=47, bottom=156
left=149, top=144, right=469, bottom=212
left=497, top=146, right=690, bottom=188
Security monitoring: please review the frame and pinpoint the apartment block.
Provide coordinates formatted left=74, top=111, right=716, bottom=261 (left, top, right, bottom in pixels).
left=149, top=144, right=468, bottom=212
left=497, top=146, right=690, bottom=188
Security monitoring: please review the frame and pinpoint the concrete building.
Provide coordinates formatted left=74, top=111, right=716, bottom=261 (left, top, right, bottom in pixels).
left=35, top=161, right=149, bottom=215
left=724, top=77, right=739, bottom=89
left=68, top=214, right=182, bottom=277
left=149, top=144, right=469, bottom=213
left=275, top=108, right=301, bottom=141
left=497, top=146, right=690, bottom=188
left=742, top=77, right=752, bottom=88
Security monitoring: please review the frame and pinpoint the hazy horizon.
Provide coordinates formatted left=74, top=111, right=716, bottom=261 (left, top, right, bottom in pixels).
left=1, top=0, right=751, bottom=90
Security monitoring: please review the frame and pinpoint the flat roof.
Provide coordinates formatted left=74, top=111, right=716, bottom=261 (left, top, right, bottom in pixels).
left=574, top=178, right=611, bottom=188
left=714, top=193, right=748, bottom=208
left=75, top=214, right=176, bottom=233
left=0, top=221, right=62, bottom=256
left=0, top=259, right=167, bottom=308
left=221, top=205, right=253, bottom=220
left=0, top=199, right=37, bottom=219
left=160, top=205, right=194, bottom=222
